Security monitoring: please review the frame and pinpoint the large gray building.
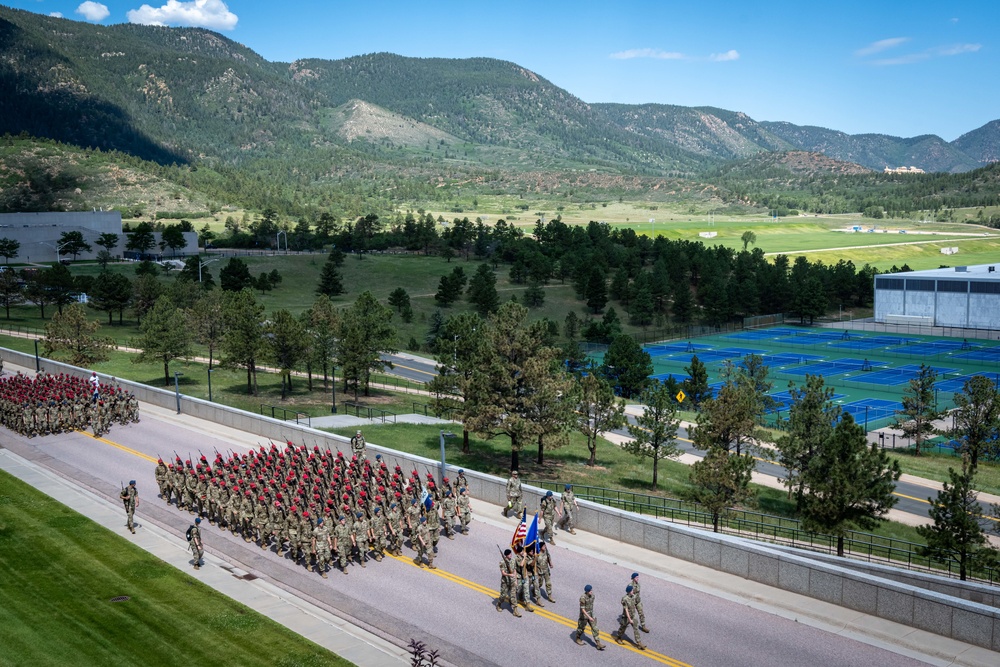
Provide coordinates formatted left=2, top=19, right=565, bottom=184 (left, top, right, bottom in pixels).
left=0, top=211, right=197, bottom=262
left=874, top=263, right=1000, bottom=329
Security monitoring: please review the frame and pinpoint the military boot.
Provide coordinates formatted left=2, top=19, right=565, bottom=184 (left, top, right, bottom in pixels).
left=614, top=632, right=624, bottom=645
left=573, top=633, right=584, bottom=646
left=595, top=640, right=605, bottom=651
left=511, top=605, right=522, bottom=618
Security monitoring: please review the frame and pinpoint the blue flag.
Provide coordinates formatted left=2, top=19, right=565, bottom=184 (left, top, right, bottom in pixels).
left=523, top=512, right=539, bottom=551
left=422, top=489, right=433, bottom=511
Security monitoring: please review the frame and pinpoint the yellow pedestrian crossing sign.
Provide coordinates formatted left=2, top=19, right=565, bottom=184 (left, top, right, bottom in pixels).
left=676, top=390, right=686, bottom=403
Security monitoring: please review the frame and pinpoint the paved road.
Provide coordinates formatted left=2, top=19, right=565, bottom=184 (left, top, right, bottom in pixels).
left=0, top=409, right=938, bottom=667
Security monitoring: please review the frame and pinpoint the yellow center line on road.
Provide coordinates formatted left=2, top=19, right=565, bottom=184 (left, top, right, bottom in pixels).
left=390, top=362, right=437, bottom=378
left=77, top=429, right=158, bottom=463
left=383, top=551, right=693, bottom=666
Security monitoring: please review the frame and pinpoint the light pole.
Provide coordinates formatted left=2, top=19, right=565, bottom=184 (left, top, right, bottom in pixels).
left=207, top=367, right=213, bottom=402
left=198, top=257, right=220, bottom=283
left=330, top=363, right=337, bottom=413
left=174, top=371, right=183, bottom=414
left=439, top=430, right=456, bottom=485
left=41, top=240, right=72, bottom=263
left=34, top=339, right=40, bottom=372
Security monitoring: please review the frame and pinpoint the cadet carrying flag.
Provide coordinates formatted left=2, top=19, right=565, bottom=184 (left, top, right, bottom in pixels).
left=523, top=512, right=540, bottom=551
left=421, top=488, right=432, bottom=510
left=511, top=508, right=528, bottom=546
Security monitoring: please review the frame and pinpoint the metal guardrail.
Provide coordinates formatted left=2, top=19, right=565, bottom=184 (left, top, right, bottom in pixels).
left=528, top=481, right=1000, bottom=586
left=411, top=401, right=460, bottom=420
left=341, top=401, right=396, bottom=423
left=258, top=404, right=310, bottom=427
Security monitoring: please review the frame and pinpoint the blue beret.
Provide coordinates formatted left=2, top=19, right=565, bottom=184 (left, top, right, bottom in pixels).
left=584, top=584, right=593, bottom=593
left=129, top=480, right=136, bottom=485
left=564, top=484, right=571, bottom=490
left=626, top=585, right=634, bottom=593
left=546, top=490, right=553, bottom=497
left=632, top=572, right=639, bottom=579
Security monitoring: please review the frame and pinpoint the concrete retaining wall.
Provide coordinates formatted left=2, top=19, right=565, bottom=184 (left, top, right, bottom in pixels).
left=3, top=346, right=999, bottom=652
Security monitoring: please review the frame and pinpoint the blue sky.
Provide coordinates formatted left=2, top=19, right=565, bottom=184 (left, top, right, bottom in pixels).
left=11, top=0, right=997, bottom=141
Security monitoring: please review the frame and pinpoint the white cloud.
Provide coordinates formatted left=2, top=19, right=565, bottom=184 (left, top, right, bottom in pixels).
left=49, top=12, right=64, bottom=18
left=854, top=37, right=909, bottom=57
left=871, top=42, right=981, bottom=66
left=610, top=48, right=739, bottom=63
left=127, top=0, right=238, bottom=30
left=610, top=48, right=686, bottom=60
left=76, top=2, right=109, bottom=21
left=937, top=43, right=980, bottom=56
left=709, top=49, right=740, bottom=62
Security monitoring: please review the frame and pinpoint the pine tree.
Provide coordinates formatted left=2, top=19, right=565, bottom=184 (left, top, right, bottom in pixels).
left=892, top=364, right=946, bottom=456
left=601, top=334, right=652, bottom=399
left=577, top=370, right=626, bottom=466
left=690, top=446, right=755, bottom=532
left=945, top=375, right=1000, bottom=471
left=917, top=467, right=997, bottom=580
left=467, top=263, right=499, bottom=316
left=776, top=374, right=839, bottom=508
left=800, top=412, right=900, bottom=556
left=625, top=381, right=681, bottom=488
left=132, top=296, right=193, bottom=385
left=316, top=255, right=344, bottom=297
left=585, top=266, right=608, bottom=314
left=682, top=354, right=711, bottom=409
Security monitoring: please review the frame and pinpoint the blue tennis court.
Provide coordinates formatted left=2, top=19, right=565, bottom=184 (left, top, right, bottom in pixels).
left=767, top=390, right=845, bottom=413
left=781, top=358, right=880, bottom=377
left=956, top=347, right=1000, bottom=363
left=897, top=340, right=969, bottom=356
left=761, top=353, right=825, bottom=366
left=936, top=373, right=1000, bottom=393
left=644, top=341, right=714, bottom=355
left=717, top=347, right=766, bottom=357
left=850, top=364, right=958, bottom=387
left=840, top=398, right=902, bottom=424
left=830, top=336, right=913, bottom=351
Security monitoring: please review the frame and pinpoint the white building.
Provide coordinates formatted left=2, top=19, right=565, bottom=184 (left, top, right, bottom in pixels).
left=874, top=263, right=1000, bottom=329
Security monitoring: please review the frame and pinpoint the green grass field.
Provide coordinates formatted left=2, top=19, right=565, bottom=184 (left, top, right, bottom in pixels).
left=0, top=469, right=352, bottom=667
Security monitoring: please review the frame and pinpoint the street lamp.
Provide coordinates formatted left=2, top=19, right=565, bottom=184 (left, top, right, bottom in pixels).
left=330, top=363, right=337, bottom=413
left=439, top=430, right=456, bottom=485
left=198, top=257, right=220, bottom=283
left=34, top=339, right=40, bottom=372
left=207, top=367, right=213, bottom=402
left=174, top=371, right=183, bottom=414
left=41, top=240, right=72, bottom=263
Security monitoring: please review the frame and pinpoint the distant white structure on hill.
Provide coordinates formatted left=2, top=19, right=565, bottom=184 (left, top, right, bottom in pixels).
left=883, top=166, right=925, bottom=174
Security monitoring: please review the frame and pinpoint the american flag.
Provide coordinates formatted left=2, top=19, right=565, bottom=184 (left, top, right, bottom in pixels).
left=511, top=509, right=528, bottom=546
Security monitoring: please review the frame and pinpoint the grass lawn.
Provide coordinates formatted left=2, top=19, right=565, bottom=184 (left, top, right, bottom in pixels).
left=888, top=448, right=1000, bottom=497
left=0, top=469, right=352, bottom=667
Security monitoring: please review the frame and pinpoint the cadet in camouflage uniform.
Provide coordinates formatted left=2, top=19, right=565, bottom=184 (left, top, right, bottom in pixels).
left=120, top=480, right=138, bottom=534
left=524, top=544, right=544, bottom=608
left=352, top=511, right=371, bottom=567
left=312, top=517, right=334, bottom=578
left=350, top=429, right=367, bottom=459
left=412, top=516, right=435, bottom=569
left=440, top=490, right=457, bottom=540
left=504, top=470, right=522, bottom=517
left=457, top=487, right=472, bottom=535
left=154, top=459, right=168, bottom=499
left=575, top=584, right=605, bottom=650
left=369, top=506, right=387, bottom=561
left=514, top=545, right=534, bottom=611
left=614, top=585, right=646, bottom=650
left=386, top=502, right=403, bottom=555
left=332, top=514, right=354, bottom=574
left=558, top=483, right=579, bottom=534
left=630, top=572, right=648, bottom=633
left=536, top=542, right=554, bottom=602
left=189, top=517, right=204, bottom=570
left=496, top=548, right=521, bottom=617
left=405, top=497, right=422, bottom=540
left=540, top=490, right=558, bottom=545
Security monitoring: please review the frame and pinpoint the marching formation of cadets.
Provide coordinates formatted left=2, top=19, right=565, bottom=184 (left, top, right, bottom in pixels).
left=0, top=371, right=139, bottom=437
left=154, top=435, right=474, bottom=577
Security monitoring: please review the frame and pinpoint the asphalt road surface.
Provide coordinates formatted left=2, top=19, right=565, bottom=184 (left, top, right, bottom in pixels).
left=0, top=407, right=935, bottom=667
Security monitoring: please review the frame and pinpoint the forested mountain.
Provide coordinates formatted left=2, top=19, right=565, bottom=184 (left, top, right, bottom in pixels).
left=1, top=6, right=999, bottom=219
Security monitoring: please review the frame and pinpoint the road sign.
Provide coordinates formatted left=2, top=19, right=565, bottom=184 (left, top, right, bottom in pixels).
left=676, top=390, right=686, bottom=403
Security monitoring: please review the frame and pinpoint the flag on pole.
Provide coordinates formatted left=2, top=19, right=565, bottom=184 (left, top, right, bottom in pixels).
left=511, top=508, right=528, bottom=546
left=523, top=512, right=539, bottom=551
left=421, top=488, right=432, bottom=510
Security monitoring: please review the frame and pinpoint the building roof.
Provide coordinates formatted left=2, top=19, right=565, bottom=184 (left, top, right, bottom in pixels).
left=880, top=263, right=1000, bottom=281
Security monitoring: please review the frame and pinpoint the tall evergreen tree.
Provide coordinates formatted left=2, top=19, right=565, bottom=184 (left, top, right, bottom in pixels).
left=467, top=263, right=499, bottom=316
left=681, top=354, right=711, bottom=409
left=585, top=266, right=608, bottom=314
left=315, top=253, right=345, bottom=297
left=690, top=446, right=756, bottom=532
left=800, top=413, right=901, bottom=557
left=42, top=303, right=113, bottom=366
left=917, top=468, right=997, bottom=580
left=577, top=370, right=626, bottom=466
left=336, top=291, right=397, bottom=398
left=944, top=375, right=1000, bottom=471
left=600, top=334, right=653, bottom=399
left=221, top=289, right=265, bottom=395
left=263, top=309, right=310, bottom=400
left=776, top=374, right=839, bottom=508
left=625, top=381, right=681, bottom=488
left=132, top=296, right=193, bottom=385
left=892, top=364, right=946, bottom=456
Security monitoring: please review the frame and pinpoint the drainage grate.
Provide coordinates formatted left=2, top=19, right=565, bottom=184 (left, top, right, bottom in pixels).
left=110, top=596, right=131, bottom=602
left=239, top=574, right=258, bottom=581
